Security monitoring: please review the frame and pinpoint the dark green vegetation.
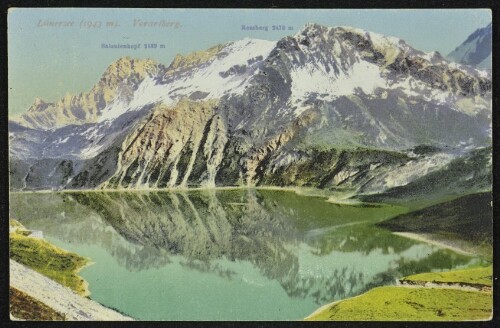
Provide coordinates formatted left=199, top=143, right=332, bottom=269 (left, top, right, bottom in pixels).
left=359, top=147, right=491, bottom=208
left=307, top=265, right=492, bottom=321
left=301, top=186, right=493, bottom=321
left=378, top=192, right=492, bottom=256
left=10, top=232, right=89, bottom=296
left=10, top=287, right=65, bottom=321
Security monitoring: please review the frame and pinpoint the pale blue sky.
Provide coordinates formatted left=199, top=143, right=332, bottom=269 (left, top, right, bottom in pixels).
left=8, top=8, right=491, bottom=115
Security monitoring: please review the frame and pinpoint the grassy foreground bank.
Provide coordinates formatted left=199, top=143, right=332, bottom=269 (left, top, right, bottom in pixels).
left=10, top=232, right=90, bottom=296
left=9, top=218, right=90, bottom=300
left=306, top=265, right=492, bottom=321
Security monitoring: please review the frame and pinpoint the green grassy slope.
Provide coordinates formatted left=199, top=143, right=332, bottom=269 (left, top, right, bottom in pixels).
left=10, top=232, right=89, bottom=296
left=402, top=265, right=492, bottom=287
left=306, top=286, right=492, bottom=321
left=306, top=265, right=492, bottom=321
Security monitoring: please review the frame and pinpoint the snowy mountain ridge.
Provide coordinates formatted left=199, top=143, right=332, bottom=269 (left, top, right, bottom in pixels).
left=447, top=23, right=492, bottom=69
left=14, top=24, right=491, bottom=132
left=8, top=23, right=492, bottom=192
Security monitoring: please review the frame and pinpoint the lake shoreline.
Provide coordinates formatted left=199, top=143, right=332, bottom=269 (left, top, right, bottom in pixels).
left=75, top=260, right=95, bottom=298
left=9, top=220, right=133, bottom=321
left=306, top=265, right=493, bottom=321
left=9, top=185, right=355, bottom=199
left=10, top=189, right=482, bottom=321
left=10, top=259, right=134, bottom=321
left=392, top=232, right=476, bottom=256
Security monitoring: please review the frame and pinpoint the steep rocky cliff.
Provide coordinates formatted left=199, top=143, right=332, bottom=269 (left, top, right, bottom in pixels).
left=103, top=99, right=228, bottom=189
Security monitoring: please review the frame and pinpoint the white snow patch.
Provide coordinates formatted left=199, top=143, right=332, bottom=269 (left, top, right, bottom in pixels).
left=165, top=38, right=276, bottom=99
left=97, top=39, right=276, bottom=124
left=80, top=144, right=106, bottom=159
left=125, top=76, right=170, bottom=110
left=389, top=76, right=452, bottom=105
left=289, top=56, right=386, bottom=107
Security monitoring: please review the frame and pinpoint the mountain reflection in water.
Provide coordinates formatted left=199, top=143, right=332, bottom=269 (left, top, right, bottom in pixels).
left=10, top=190, right=477, bottom=319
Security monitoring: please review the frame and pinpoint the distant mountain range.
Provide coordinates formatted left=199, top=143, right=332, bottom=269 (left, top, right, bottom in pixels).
left=447, top=23, right=492, bottom=69
left=9, top=23, right=492, bottom=196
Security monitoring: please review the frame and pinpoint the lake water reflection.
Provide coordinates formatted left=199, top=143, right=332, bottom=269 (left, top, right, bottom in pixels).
left=9, top=190, right=478, bottom=320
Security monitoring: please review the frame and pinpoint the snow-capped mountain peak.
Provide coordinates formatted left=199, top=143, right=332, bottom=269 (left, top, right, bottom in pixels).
left=9, top=23, right=492, bottom=192
left=274, top=23, right=491, bottom=115
left=447, top=23, right=492, bottom=69
left=100, top=38, right=276, bottom=122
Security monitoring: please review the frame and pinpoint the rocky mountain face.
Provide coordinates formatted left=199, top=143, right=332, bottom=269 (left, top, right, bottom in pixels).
left=9, top=23, right=492, bottom=195
left=14, top=57, right=162, bottom=130
left=102, top=99, right=228, bottom=189
left=447, top=23, right=492, bottom=69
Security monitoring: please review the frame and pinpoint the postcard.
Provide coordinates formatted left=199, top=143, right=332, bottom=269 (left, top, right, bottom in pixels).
left=7, top=8, right=492, bottom=321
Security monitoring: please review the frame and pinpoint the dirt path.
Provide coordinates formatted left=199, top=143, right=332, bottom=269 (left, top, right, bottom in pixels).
left=397, top=279, right=492, bottom=293
left=10, top=259, right=133, bottom=321
left=393, top=232, right=475, bottom=256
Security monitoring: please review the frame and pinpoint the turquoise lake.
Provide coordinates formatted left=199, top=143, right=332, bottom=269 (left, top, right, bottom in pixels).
left=9, top=189, right=481, bottom=320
